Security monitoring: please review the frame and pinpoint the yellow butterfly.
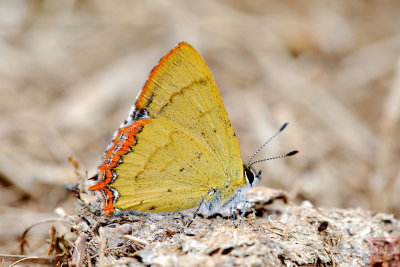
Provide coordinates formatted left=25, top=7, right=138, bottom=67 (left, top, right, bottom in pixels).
left=89, top=42, right=297, bottom=225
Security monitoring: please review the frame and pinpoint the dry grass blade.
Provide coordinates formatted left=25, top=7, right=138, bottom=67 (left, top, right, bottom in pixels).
left=0, top=255, right=54, bottom=266
left=19, top=219, right=68, bottom=255
left=71, top=234, right=87, bottom=267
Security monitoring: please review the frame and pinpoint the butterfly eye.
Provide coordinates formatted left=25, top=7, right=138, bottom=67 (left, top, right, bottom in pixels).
left=244, top=165, right=262, bottom=187
left=244, top=166, right=255, bottom=186
left=246, top=169, right=254, bottom=185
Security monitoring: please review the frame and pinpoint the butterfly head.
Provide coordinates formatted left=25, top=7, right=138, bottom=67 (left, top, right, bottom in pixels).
left=243, top=164, right=261, bottom=187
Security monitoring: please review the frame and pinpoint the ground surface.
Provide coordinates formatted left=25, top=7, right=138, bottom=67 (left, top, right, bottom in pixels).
left=71, top=187, right=400, bottom=266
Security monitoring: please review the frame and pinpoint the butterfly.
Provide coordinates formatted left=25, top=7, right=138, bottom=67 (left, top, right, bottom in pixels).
left=89, top=42, right=297, bottom=226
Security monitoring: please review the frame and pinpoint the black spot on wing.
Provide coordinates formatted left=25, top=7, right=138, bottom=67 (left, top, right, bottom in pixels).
left=194, top=151, right=202, bottom=162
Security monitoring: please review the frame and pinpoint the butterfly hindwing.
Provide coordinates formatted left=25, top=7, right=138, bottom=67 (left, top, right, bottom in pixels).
left=113, top=117, right=224, bottom=212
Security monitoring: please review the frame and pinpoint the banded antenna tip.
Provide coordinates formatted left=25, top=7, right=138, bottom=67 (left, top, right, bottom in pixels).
left=279, top=122, right=289, bottom=132
left=286, top=150, right=299, bottom=157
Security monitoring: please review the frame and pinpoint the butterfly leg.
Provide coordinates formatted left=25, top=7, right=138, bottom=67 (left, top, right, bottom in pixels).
left=231, top=200, right=238, bottom=227
left=187, top=199, right=205, bottom=227
left=237, top=200, right=249, bottom=227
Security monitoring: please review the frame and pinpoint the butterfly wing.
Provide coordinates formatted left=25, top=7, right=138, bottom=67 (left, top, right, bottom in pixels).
left=113, top=117, right=229, bottom=212
left=90, top=42, right=246, bottom=214
left=136, top=43, right=241, bottom=167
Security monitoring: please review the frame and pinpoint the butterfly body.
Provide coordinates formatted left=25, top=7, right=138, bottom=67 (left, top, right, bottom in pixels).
left=89, top=42, right=260, bottom=216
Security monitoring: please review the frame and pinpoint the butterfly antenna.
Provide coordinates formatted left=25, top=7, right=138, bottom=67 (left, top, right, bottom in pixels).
left=248, top=150, right=298, bottom=168
left=247, top=122, right=289, bottom=166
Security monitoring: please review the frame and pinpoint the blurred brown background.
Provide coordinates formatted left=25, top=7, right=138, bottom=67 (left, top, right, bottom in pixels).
left=1, top=0, right=399, bottom=255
